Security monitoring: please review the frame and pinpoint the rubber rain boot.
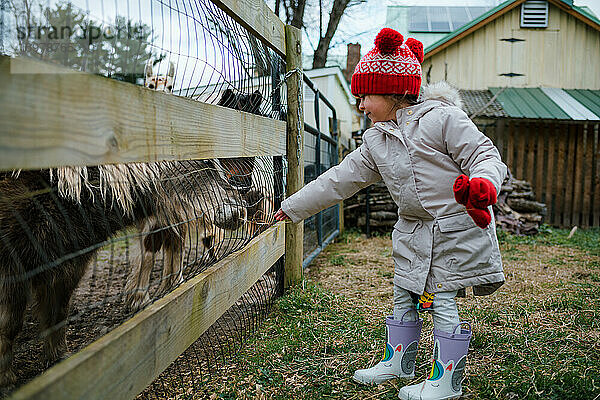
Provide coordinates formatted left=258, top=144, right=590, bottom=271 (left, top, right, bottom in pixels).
left=398, top=323, right=472, bottom=400
left=353, top=311, right=422, bottom=385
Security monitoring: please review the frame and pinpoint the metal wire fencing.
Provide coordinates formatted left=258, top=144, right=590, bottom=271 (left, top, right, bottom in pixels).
left=1, top=0, right=286, bottom=118
left=0, top=0, right=288, bottom=397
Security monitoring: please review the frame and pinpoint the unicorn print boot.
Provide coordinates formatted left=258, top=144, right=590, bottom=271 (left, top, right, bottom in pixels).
left=353, top=311, right=422, bottom=385
left=398, top=323, right=472, bottom=400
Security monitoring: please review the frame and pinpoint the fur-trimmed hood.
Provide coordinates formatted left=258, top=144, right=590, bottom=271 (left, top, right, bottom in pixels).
left=419, top=81, right=464, bottom=110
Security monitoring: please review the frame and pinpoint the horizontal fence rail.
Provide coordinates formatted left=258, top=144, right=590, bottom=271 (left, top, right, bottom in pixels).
left=211, top=0, right=286, bottom=57
left=0, top=56, right=286, bottom=169
left=9, top=224, right=285, bottom=400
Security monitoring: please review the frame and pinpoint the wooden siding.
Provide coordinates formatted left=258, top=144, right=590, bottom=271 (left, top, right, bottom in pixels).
left=423, top=3, right=600, bottom=90
left=483, top=119, right=600, bottom=228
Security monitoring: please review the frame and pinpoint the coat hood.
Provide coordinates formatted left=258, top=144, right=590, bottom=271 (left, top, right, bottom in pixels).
left=374, top=81, right=465, bottom=138
left=420, top=81, right=464, bottom=110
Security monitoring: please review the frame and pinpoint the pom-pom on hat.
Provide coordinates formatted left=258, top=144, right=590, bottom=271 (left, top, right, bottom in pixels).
left=351, top=28, right=423, bottom=97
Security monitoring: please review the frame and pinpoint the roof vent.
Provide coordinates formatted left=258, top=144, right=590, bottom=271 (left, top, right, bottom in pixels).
left=521, top=1, right=549, bottom=28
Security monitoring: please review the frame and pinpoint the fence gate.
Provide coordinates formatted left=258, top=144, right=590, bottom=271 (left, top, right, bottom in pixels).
left=302, top=75, right=341, bottom=268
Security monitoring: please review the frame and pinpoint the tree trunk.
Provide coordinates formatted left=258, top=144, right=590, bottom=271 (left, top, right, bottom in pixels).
left=312, top=0, right=350, bottom=68
left=286, top=0, right=307, bottom=29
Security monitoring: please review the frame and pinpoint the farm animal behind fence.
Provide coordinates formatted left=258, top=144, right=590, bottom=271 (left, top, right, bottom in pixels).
left=130, top=72, right=275, bottom=309
left=0, top=160, right=247, bottom=387
left=141, top=74, right=276, bottom=238
left=123, top=160, right=248, bottom=312
left=215, top=88, right=275, bottom=237
left=144, top=59, right=175, bottom=93
left=216, top=88, right=262, bottom=193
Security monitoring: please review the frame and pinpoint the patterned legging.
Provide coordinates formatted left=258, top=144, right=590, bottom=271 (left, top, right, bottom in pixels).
left=393, top=282, right=460, bottom=333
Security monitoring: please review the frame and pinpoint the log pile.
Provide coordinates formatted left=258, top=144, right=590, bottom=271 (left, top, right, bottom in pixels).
left=494, top=175, right=547, bottom=235
left=344, top=175, right=547, bottom=235
left=344, top=181, right=397, bottom=232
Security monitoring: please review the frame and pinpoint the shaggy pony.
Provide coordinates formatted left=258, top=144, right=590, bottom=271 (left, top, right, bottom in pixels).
left=0, top=160, right=246, bottom=386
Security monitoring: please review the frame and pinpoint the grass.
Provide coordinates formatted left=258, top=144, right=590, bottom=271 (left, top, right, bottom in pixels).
left=198, top=227, right=600, bottom=399
left=496, top=225, right=600, bottom=256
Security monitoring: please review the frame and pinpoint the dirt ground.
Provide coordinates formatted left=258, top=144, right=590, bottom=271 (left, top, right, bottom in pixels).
left=8, top=243, right=136, bottom=393
left=3, top=228, right=270, bottom=399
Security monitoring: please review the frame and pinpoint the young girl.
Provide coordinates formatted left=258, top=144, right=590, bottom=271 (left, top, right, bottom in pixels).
left=274, top=28, right=506, bottom=400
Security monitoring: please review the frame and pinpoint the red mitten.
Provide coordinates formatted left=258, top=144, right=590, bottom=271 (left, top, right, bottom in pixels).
left=468, top=177, right=497, bottom=209
left=465, top=199, right=491, bottom=228
left=453, top=174, right=470, bottom=205
left=453, top=175, right=492, bottom=228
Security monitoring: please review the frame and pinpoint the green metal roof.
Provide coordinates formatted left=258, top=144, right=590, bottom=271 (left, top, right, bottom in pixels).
left=564, top=89, right=600, bottom=118
left=489, top=87, right=600, bottom=120
left=424, top=0, right=600, bottom=55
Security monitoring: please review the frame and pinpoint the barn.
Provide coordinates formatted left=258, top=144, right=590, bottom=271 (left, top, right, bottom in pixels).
left=420, top=0, right=600, bottom=227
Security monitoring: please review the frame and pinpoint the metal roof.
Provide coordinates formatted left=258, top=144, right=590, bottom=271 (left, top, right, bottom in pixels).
left=489, top=87, right=600, bottom=120
left=564, top=89, right=600, bottom=118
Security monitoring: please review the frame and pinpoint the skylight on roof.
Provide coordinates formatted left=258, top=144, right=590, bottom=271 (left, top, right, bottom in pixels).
left=409, top=6, right=489, bottom=33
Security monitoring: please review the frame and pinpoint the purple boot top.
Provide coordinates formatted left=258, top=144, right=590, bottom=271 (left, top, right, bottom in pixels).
left=385, top=313, right=422, bottom=347
left=433, top=322, right=472, bottom=364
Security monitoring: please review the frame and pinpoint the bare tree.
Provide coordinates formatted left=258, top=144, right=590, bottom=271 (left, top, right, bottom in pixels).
left=274, top=0, right=365, bottom=68
left=275, top=0, right=281, bottom=17
left=312, top=0, right=365, bottom=68
left=282, top=0, right=308, bottom=30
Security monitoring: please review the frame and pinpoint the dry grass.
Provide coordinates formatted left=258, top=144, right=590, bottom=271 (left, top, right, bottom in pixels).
left=194, top=228, right=600, bottom=399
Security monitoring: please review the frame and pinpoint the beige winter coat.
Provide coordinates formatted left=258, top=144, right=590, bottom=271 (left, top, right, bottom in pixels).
left=281, top=82, right=508, bottom=296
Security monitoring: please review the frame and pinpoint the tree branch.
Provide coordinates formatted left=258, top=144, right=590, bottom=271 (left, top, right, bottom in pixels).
left=312, top=0, right=351, bottom=68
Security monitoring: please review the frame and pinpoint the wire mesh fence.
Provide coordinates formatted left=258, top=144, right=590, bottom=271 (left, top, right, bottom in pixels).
left=0, top=158, right=286, bottom=395
left=0, top=0, right=286, bottom=119
left=0, top=0, right=288, bottom=397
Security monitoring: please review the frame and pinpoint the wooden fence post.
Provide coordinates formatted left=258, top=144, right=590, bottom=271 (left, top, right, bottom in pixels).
left=284, top=24, right=304, bottom=289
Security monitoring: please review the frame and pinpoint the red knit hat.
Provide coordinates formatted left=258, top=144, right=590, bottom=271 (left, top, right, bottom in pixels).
left=351, top=28, right=424, bottom=97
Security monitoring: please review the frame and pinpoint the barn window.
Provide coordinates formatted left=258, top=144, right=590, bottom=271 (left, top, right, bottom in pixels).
left=521, top=0, right=549, bottom=28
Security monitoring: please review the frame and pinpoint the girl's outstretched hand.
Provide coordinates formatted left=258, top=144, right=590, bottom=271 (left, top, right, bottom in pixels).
left=274, top=209, right=291, bottom=222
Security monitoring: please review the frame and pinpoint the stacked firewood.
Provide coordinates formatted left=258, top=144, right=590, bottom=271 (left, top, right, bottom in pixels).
left=494, top=174, right=547, bottom=235
left=344, top=175, right=547, bottom=235
left=344, top=181, right=397, bottom=231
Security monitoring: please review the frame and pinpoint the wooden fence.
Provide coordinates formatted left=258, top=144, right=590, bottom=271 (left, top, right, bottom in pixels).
left=0, top=0, right=304, bottom=398
left=483, top=119, right=600, bottom=228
